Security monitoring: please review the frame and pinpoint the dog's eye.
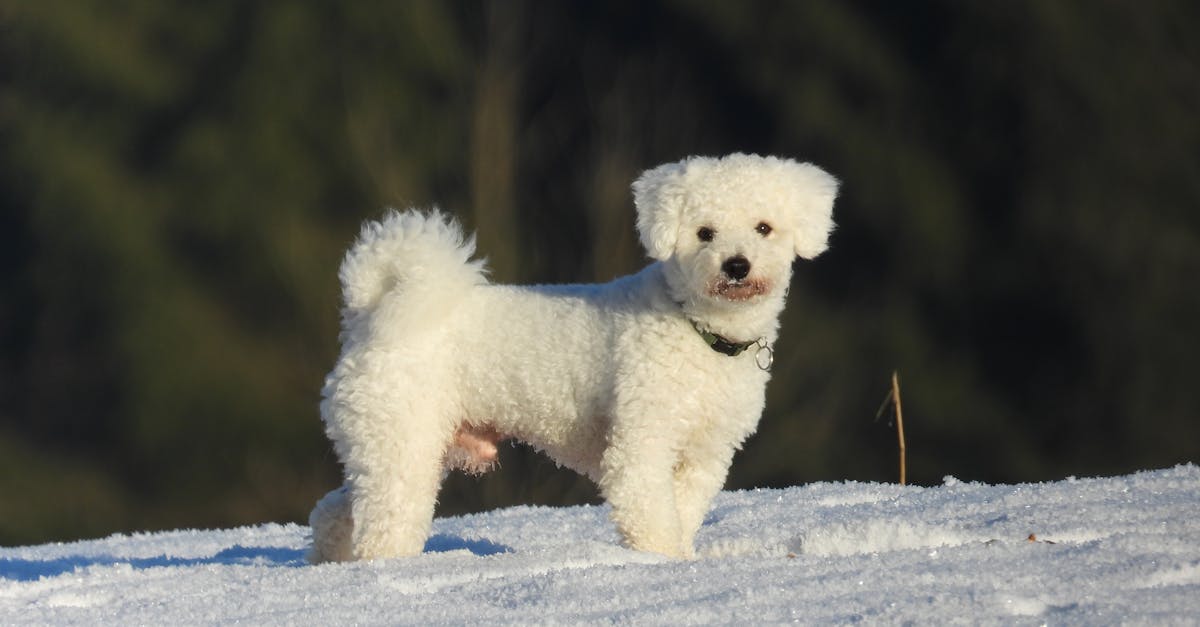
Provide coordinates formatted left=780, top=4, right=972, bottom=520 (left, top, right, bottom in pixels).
left=755, top=222, right=773, bottom=237
left=697, top=227, right=715, bottom=242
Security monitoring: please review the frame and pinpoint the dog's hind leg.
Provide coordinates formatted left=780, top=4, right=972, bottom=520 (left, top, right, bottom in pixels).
left=343, top=402, right=451, bottom=560
left=321, top=346, right=457, bottom=560
left=308, top=485, right=354, bottom=563
left=318, top=209, right=485, bottom=561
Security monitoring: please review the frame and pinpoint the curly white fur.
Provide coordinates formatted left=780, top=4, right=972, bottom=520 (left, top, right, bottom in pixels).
left=308, top=154, right=838, bottom=562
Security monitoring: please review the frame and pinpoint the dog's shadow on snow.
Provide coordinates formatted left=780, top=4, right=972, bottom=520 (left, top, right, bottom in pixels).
left=424, top=534, right=511, bottom=556
left=2, top=536, right=511, bottom=582
left=0, top=544, right=307, bottom=582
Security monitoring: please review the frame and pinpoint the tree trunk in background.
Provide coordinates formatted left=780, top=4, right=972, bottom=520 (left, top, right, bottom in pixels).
left=469, top=2, right=522, bottom=281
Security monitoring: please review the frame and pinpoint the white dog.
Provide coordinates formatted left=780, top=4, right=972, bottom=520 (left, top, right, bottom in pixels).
left=308, top=153, right=837, bottom=563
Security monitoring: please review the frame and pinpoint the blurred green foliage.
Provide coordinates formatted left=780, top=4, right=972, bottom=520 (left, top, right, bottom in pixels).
left=2, top=1, right=1198, bottom=545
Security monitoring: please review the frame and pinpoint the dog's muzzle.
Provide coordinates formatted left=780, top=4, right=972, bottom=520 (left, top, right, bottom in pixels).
left=712, top=255, right=767, bottom=301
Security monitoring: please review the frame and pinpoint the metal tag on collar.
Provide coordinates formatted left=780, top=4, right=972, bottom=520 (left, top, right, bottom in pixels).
left=753, top=338, right=774, bottom=371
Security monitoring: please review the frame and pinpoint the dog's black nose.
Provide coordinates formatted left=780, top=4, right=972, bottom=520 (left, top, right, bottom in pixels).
left=722, top=255, right=751, bottom=281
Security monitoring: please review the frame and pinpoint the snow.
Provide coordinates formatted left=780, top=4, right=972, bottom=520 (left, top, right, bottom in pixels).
left=3, top=465, right=1198, bottom=624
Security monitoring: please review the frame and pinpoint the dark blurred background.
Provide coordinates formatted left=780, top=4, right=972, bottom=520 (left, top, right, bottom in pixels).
left=2, top=1, right=1198, bottom=545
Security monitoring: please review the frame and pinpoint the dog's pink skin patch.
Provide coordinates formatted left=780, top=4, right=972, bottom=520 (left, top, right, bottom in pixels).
left=456, top=426, right=500, bottom=461
left=447, top=424, right=505, bottom=475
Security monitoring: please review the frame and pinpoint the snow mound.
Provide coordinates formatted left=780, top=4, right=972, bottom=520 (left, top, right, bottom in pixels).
left=2, top=465, right=1198, bottom=624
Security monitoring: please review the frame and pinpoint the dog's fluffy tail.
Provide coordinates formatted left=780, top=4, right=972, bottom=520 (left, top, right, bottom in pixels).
left=338, top=209, right=487, bottom=329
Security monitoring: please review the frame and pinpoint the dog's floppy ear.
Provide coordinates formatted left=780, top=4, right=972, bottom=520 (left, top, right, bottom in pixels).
left=786, top=162, right=839, bottom=259
left=632, top=160, right=688, bottom=260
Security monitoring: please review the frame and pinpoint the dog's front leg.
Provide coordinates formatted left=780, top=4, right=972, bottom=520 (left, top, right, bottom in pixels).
left=598, top=429, right=687, bottom=557
left=672, top=440, right=737, bottom=558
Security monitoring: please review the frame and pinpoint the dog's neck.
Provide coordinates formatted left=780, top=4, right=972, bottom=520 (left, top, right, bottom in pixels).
left=678, top=297, right=784, bottom=345
left=650, top=263, right=787, bottom=344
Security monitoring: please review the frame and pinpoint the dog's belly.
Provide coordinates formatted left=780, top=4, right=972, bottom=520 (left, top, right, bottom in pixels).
left=450, top=284, right=620, bottom=479
left=455, top=388, right=611, bottom=479
left=455, top=354, right=613, bottom=478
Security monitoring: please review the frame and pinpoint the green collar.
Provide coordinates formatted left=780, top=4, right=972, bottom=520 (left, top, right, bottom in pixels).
left=689, top=320, right=758, bottom=357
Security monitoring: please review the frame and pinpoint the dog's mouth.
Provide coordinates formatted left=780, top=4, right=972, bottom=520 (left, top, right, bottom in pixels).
left=710, top=278, right=770, bottom=301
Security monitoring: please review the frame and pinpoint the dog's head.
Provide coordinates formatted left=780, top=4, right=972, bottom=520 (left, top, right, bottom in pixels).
left=633, top=154, right=837, bottom=309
